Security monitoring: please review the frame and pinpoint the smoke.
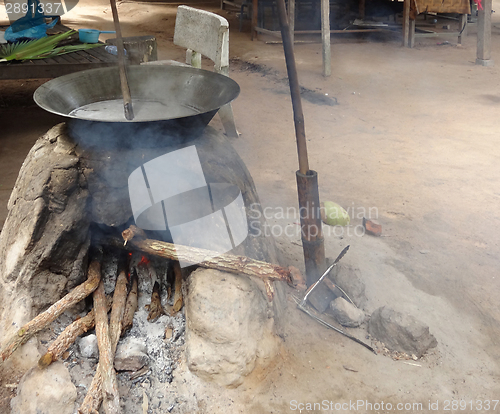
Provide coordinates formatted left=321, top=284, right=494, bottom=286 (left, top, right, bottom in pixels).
left=68, top=118, right=203, bottom=150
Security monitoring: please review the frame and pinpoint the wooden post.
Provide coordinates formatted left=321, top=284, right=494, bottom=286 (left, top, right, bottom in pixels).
left=458, top=14, right=467, bottom=45
left=476, top=0, right=494, bottom=66
left=252, top=0, right=259, bottom=40
left=402, top=0, right=410, bottom=47
left=409, top=19, right=415, bottom=48
left=289, top=0, right=295, bottom=47
left=321, top=0, right=331, bottom=77
left=359, top=0, right=366, bottom=19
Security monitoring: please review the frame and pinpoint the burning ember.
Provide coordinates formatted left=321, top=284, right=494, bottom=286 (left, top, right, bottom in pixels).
left=138, top=255, right=150, bottom=267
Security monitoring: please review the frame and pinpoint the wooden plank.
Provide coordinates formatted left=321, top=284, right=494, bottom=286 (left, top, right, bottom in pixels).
left=91, top=46, right=118, bottom=62
left=87, top=46, right=116, bottom=62
left=74, top=50, right=100, bottom=63
left=301, top=29, right=387, bottom=33
left=57, top=52, right=83, bottom=64
left=321, top=0, right=331, bottom=76
left=414, top=31, right=463, bottom=37
left=254, top=27, right=387, bottom=36
left=63, top=51, right=93, bottom=64
left=81, top=48, right=105, bottom=62
left=88, top=47, right=110, bottom=60
left=0, top=61, right=113, bottom=80
left=254, top=27, right=283, bottom=37
left=49, top=55, right=72, bottom=64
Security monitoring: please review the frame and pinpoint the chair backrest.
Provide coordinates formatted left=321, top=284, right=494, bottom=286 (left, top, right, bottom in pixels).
left=173, top=5, right=229, bottom=74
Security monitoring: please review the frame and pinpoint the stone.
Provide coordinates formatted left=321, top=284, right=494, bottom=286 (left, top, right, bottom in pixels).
left=78, top=334, right=98, bottom=359
left=330, top=263, right=367, bottom=308
left=115, top=337, right=149, bottom=371
left=329, top=297, right=365, bottom=327
left=185, top=268, right=280, bottom=388
left=10, top=361, right=77, bottom=414
left=0, top=336, right=41, bottom=388
left=368, top=307, right=438, bottom=357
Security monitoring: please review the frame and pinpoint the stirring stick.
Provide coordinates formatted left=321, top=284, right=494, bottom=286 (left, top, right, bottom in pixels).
left=109, top=0, right=134, bottom=120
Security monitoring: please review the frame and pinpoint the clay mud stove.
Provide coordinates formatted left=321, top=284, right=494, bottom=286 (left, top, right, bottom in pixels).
left=0, top=62, right=306, bottom=413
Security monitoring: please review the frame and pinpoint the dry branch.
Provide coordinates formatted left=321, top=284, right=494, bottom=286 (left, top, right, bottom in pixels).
left=0, top=262, right=101, bottom=364
left=109, top=270, right=128, bottom=347
left=121, top=271, right=138, bottom=335
left=79, top=270, right=128, bottom=414
left=172, top=261, right=183, bottom=313
left=38, top=298, right=112, bottom=369
left=93, top=279, right=121, bottom=414
left=145, top=281, right=164, bottom=321
left=122, top=225, right=293, bottom=300
left=78, top=371, right=103, bottom=414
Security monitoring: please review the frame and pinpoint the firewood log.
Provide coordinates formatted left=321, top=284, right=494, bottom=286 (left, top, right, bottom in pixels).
left=145, top=281, right=164, bottom=321
left=109, top=270, right=128, bottom=346
left=93, top=279, right=121, bottom=414
left=121, top=270, right=138, bottom=335
left=38, top=298, right=112, bottom=369
left=79, top=270, right=128, bottom=414
left=0, top=262, right=101, bottom=364
left=121, top=225, right=293, bottom=300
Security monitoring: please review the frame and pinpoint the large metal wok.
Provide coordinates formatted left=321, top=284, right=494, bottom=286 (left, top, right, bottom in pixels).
left=34, top=65, right=240, bottom=126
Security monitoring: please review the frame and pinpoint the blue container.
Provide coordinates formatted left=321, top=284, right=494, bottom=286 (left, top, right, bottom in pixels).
left=78, top=29, right=115, bottom=44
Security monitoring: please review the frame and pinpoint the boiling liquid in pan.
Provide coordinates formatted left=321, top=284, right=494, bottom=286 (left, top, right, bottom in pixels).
left=69, top=99, right=201, bottom=121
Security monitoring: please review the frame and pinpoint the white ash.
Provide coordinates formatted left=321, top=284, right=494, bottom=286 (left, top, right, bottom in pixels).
left=127, top=308, right=185, bottom=384
left=102, top=252, right=119, bottom=295
left=126, top=272, right=186, bottom=384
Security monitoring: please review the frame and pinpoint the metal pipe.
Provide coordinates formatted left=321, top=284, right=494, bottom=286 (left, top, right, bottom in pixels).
left=296, top=170, right=325, bottom=286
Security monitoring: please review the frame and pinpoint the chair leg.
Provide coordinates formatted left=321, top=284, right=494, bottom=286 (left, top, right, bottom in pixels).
left=218, top=103, right=239, bottom=138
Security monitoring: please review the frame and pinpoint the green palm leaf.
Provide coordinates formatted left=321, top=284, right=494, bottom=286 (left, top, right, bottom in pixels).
left=32, top=44, right=103, bottom=60
left=0, top=30, right=100, bottom=62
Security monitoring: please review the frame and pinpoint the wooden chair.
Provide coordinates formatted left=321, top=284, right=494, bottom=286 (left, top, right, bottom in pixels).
left=144, top=5, right=238, bottom=137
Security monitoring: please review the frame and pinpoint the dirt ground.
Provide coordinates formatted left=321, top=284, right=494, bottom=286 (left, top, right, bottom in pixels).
left=1, top=0, right=500, bottom=413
